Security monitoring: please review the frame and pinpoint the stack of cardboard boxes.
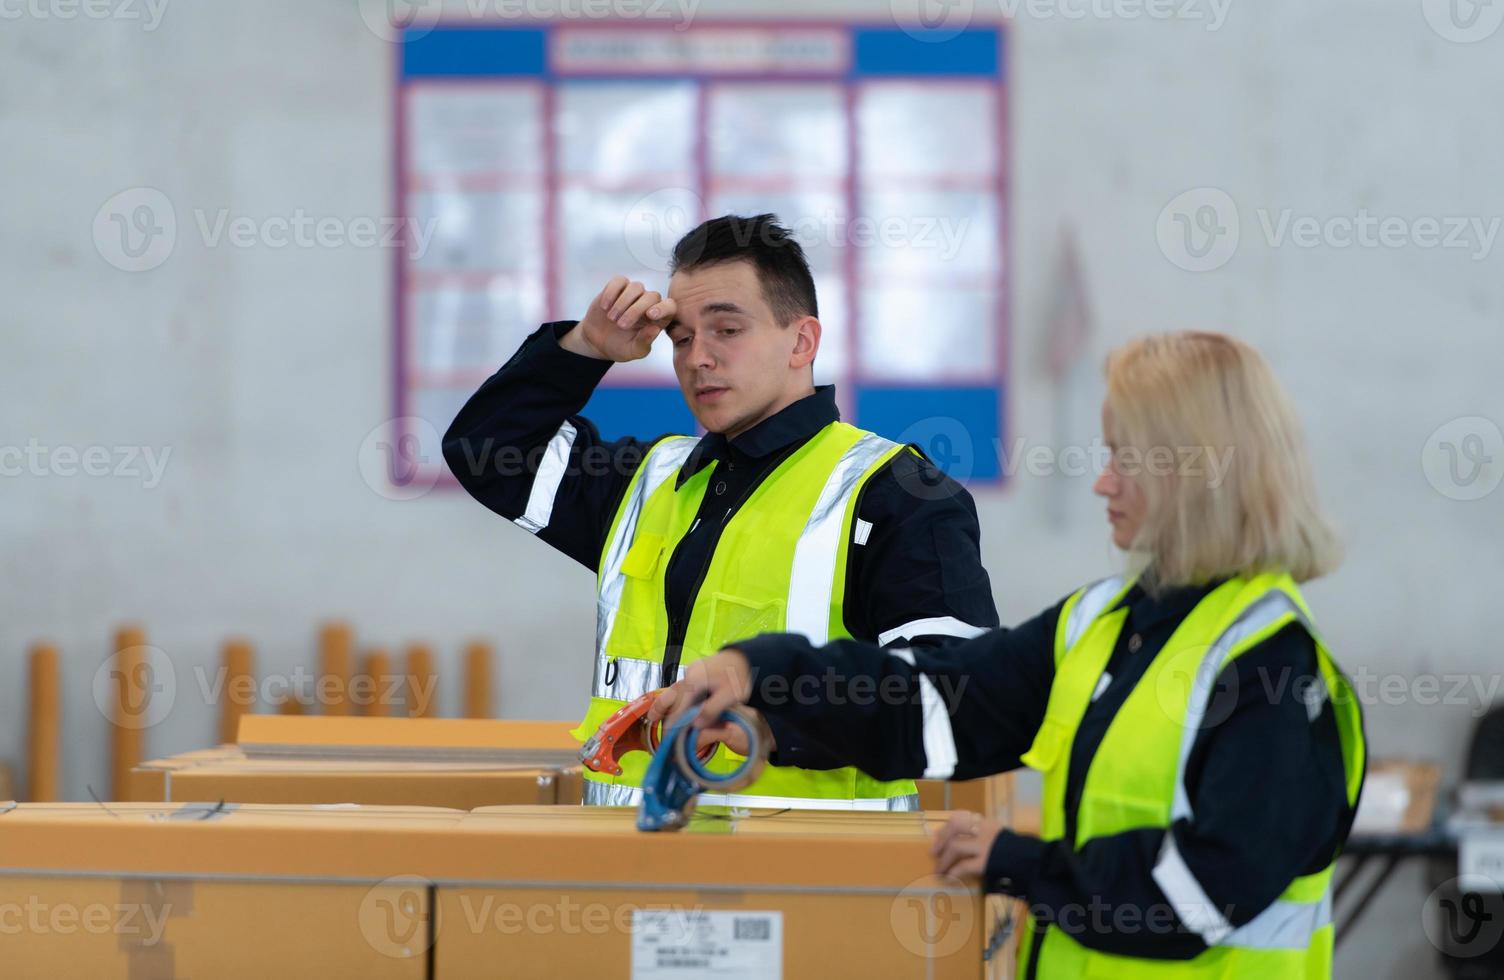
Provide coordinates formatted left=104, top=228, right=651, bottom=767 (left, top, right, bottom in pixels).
left=0, top=715, right=1020, bottom=978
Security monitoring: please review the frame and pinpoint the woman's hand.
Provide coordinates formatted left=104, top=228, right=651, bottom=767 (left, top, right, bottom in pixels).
left=930, top=811, right=1005, bottom=879
left=646, top=649, right=761, bottom=754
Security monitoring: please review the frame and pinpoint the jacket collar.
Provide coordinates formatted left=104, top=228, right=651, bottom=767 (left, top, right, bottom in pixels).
left=1120, top=576, right=1226, bottom=634
left=675, top=385, right=840, bottom=489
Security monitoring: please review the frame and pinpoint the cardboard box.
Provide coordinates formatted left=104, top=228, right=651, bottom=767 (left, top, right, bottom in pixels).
left=235, top=716, right=1014, bottom=817
left=0, top=803, right=986, bottom=979
left=124, top=744, right=242, bottom=803
left=166, top=760, right=568, bottom=809
left=1351, top=759, right=1442, bottom=836
left=132, top=730, right=586, bottom=809
left=917, top=773, right=1014, bottom=821
left=439, top=806, right=986, bottom=980
left=235, top=715, right=580, bottom=766
left=0, top=803, right=460, bottom=980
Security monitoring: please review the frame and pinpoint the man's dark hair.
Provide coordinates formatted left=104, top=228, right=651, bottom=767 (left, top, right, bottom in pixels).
left=670, top=213, right=818, bottom=325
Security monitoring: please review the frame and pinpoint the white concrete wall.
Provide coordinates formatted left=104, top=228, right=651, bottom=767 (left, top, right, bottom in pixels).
left=1, top=1, right=1499, bottom=974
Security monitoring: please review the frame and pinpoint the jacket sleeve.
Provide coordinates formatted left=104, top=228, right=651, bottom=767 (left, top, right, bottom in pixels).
left=442, top=321, right=675, bottom=573
left=986, top=624, right=1356, bottom=959
left=737, top=599, right=1062, bottom=780
left=848, top=450, right=1002, bottom=648
left=764, top=451, right=1004, bottom=772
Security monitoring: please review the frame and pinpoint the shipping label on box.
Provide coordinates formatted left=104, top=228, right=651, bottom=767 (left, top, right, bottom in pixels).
left=631, top=909, right=783, bottom=979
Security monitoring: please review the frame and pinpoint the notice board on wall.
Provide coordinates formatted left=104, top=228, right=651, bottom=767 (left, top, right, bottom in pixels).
left=394, top=20, right=1009, bottom=486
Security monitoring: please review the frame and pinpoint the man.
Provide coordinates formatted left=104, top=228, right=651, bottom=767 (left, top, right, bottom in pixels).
left=443, top=213, right=997, bottom=809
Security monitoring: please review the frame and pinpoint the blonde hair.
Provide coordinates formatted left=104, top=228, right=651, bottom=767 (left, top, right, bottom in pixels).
left=1104, top=331, right=1341, bottom=591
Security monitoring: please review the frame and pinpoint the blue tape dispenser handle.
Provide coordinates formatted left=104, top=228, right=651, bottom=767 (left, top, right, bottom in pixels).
left=637, top=704, right=769, bottom=832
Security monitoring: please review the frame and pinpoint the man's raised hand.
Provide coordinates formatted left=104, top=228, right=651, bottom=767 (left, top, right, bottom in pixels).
left=563, top=276, right=677, bottom=362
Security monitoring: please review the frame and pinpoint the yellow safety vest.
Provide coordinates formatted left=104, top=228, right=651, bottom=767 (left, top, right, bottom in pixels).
left=571, top=420, right=921, bottom=810
left=1014, top=572, right=1366, bottom=979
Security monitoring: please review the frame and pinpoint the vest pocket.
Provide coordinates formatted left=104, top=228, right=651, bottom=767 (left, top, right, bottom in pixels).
left=705, top=592, right=787, bottom=652
left=621, top=532, right=665, bottom=579
left=604, top=533, right=668, bottom=660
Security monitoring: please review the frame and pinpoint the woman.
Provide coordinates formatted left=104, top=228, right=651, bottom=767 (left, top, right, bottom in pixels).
left=651, top=331, right=1366, bottom=978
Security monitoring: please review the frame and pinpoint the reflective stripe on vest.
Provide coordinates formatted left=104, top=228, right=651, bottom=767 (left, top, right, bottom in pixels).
left=591, top=436, right=698, bottom=681
left=1061, top=574, right=1128, bottom=652
left=583, top=780, right=921, bottom=812
left=785, top=432, right=904, bottom=644
left=1149, top=587, right=1333, bottom=950
left=1170, top=589, right=1313, bottom=823
left=1154, top=832, right=1333, bottom=950
left=590, top=655, right=681, bottom=701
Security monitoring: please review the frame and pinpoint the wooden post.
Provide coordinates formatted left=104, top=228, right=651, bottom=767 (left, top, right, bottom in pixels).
left=27, top=643, right=60, bottom=802
left=110, top=624, right=148, bottom=800
left=462, top=641, right=493, bottom=719
left=318, top=622, right=353, bottom=716
left=359, top=649, right=394, bottom=717
left=219, top=639, right=255, bottom=744
left=404, top=643, right=436, bottom=718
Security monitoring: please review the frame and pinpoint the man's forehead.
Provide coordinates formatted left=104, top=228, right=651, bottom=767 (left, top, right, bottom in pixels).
left=666, top=261, right=766, bottom=313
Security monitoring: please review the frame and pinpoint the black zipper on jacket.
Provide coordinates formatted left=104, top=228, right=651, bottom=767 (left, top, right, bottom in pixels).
left=1025, top=918, right=1046, bottom=980
left=659, top=441, right=802, bottom=687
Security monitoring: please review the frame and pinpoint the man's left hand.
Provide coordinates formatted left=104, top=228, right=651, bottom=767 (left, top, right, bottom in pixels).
left=930, top=811, right=1006, bottom=879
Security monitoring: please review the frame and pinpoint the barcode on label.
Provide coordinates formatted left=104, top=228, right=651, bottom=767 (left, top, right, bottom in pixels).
left=734, top=917, right=771, bottom=941
left=631, top=908, right=782, bottom=979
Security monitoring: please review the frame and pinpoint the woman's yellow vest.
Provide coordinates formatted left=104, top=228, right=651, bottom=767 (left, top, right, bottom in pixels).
left=1014, top=572, right=1366, bottom=979
left=570, top=421, right=921, bottom=810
